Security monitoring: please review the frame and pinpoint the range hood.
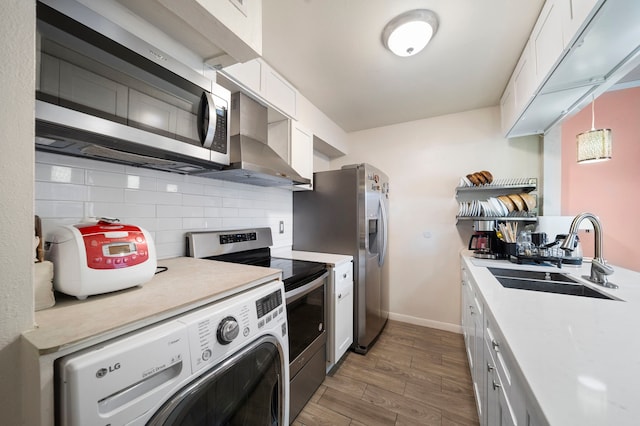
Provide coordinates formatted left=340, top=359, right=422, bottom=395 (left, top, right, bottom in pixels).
left=202, top=92, right=311, bottom=187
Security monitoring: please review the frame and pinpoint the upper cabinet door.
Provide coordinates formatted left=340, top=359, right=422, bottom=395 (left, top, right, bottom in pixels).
left=157, top=0, right=262, bottom=64
left=532, top=0, right=566, bottom=85
left=262, top=67, right=297, bottom=119
left=563, top=0, right=599, bottom=45
left=513, top=41, right=537, bottom=114
left=221, top=58, right=298, bottom=119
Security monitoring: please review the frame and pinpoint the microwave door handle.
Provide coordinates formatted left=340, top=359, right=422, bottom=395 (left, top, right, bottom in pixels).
left=198, top=91, right=217, bottom=149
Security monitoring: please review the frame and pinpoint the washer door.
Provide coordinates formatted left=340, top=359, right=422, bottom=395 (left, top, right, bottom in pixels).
left=148, top=335, right=285, bottom=426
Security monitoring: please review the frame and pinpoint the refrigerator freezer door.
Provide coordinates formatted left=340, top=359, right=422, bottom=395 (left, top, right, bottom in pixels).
left=293, top=164, right=389, bottom=354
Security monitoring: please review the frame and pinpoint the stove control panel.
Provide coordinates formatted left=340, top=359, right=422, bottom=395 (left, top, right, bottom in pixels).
left=219, top=232, right=258, bottom=244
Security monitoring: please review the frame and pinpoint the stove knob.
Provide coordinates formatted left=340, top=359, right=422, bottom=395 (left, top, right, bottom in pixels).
left=217, top=316, right=239, bottom=345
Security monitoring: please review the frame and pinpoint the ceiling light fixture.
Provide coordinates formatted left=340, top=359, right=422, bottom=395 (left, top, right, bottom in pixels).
left=576, top=96, right=612, bottom=163
left=382, top=9, right=439, bottom=57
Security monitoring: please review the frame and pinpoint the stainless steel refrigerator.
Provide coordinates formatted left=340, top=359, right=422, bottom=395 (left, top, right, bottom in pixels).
left=293, top=163, right=389, bottom=354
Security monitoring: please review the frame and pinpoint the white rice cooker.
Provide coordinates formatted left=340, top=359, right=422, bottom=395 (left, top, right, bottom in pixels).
left=47, top=220, right=157, bottom=299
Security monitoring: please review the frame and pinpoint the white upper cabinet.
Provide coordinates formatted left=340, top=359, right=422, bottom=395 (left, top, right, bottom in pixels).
left=221, top=58, right=298, bottom=119
left=290, top=122, right=314, bottom=191
left=107, top=0, right=262, bottom=71
left=563, top=0, right=599, bottom=44
left=501, top=0, right=640, bottom=137
left=156, top=0, right=262, bottom=66
left=268, top=119, right=314, bottom=190
left=531, top=0, right=566, bottom=84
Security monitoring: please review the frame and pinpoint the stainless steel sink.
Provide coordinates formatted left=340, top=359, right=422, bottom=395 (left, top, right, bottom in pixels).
left=487, top=268, right=617, bottom=300
left=488, top=268, right=577, bottom=283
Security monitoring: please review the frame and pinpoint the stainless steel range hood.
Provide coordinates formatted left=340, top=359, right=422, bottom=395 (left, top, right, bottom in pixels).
left=201, top=92, right=311, bottom=187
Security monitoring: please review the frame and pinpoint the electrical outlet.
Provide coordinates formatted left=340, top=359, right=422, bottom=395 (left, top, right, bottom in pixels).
left=279, top=221, right=284, bottom=234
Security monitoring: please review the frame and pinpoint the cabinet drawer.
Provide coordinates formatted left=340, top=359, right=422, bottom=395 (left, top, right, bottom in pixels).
left=486, top=315, right=513, bottom=393
left=334, top=262, right=353, bottom=289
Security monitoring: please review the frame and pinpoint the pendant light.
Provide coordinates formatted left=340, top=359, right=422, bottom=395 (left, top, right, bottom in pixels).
left=576, top=96, right=612, bottom=163
left=382, top=10, right=439, bottom=57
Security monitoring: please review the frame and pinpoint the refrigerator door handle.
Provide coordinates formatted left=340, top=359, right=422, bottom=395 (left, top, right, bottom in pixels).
left=379, top=196, right=388, bottom=266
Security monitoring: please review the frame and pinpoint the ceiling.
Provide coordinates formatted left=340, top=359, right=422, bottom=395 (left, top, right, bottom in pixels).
left=260, top=0, right=546, bottom=132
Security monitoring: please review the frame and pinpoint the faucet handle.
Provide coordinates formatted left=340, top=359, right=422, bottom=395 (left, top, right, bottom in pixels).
left=592, top=258, right=614, bottom=276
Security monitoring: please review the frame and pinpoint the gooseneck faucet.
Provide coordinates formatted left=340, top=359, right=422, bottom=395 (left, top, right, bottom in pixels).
left=560, top=212, right=616, bottom=288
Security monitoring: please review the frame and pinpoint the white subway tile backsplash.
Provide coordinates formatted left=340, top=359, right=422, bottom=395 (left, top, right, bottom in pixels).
left=157, top=205, right=184, bottom=218
left=155, top=242, right=187, bottom=259
left=177, top=181, right=206, bottom=196
left=125, top=189, right=182, bottom=205
left=84, top=202, right=157, bottom=219
left=183, top=193, right=222, bottom=207
left=35, top=163, right=85, bottom=184
left=180, top=206, right=205, bottom=218
left=36, top=200, right=84, bottom=218
left=153, top=229, right=186, bottom=244
left=238, top=208, right=265, bottom=218
left=157, top=218, right=183, bottom=231
left=35, top=153, right=293, bottom=258
left=87, top=186, right=125, bottom=203
left=36, top=151, right=125, bottom=173
left=221, top=208, right=239, bottom=217
left=203, top=207, right=223, bottom=217
left=36, top=182, right=88, bottom=201
left=182, top=217, right=216, bottom=230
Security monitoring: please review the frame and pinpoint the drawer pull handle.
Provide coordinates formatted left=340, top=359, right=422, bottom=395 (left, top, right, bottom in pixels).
left=492, top=339, right=499, bottom=350
left=487, top=363, right=495, bottom=372
left=493, top=380, right=501, bottom=390
left=338, top=293, right=342, bottom=299
left=343, top=273, right=347, bottom=278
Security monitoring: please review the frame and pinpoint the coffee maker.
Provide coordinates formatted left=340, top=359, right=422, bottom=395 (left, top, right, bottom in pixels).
left=468, top=220, right=500, bottom=259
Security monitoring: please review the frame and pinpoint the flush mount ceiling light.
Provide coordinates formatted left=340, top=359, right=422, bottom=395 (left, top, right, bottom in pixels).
left=576, top=96, right=612, bottom=163
left=382, top=9, right=439, bottom=57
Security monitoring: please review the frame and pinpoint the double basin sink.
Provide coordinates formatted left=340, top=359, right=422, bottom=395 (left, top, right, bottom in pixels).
left=488, top=267, right=617, bottom=300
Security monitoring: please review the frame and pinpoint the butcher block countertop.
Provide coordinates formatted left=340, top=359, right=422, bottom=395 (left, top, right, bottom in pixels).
left=23, top=257, right=281, bottom=355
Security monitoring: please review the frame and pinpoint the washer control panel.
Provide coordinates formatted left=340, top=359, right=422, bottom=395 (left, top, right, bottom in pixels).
left=179, top=280, right=286, bottom=374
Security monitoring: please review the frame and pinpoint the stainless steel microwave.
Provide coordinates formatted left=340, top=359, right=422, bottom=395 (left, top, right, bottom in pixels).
left=35, top=0, right=230, bottom=174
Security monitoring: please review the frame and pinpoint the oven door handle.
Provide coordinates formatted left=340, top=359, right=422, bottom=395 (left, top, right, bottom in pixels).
left=285, top=272, right=328, bottom=304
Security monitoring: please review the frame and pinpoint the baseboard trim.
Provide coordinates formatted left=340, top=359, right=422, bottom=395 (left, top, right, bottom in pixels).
left=388, top=312, right=462, bottom=334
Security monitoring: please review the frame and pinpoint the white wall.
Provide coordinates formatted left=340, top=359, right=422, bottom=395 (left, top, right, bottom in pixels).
left=542, top=123, right=562, bottom=215
left=0, top=1, right=35, bottom=424
left=332, top=106, right=541, bottom=330
left=35, top=152, right=294, bottom=257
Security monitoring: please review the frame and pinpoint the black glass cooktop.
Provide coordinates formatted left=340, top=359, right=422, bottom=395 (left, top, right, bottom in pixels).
left=205, top=248, right=326, bottom=291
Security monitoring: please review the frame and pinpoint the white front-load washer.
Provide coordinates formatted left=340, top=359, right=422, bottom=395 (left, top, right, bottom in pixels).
left=57, top=279, right=289, bottom=425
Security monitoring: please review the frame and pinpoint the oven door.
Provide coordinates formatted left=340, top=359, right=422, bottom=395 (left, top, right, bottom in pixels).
left=285, top=272, right=328, bottom=375
left=148, top=335, right=286, bottom=426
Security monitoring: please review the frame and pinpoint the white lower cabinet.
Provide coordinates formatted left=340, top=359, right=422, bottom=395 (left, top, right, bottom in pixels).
left=462, top=265, right=541, bottom=426
left=328, top=261, right=353, bottom=371
left=485, top=316, right=522, bottom=426
left=461, top=267, right=486, bottom=423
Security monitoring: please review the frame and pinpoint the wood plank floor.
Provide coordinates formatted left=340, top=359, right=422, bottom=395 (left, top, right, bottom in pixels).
left=293, top=320, right=480, bottom=426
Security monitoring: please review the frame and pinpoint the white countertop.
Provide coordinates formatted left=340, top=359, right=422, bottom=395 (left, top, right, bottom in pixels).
left=271, top=248, right=353, bottom=266
left=462, top=253, right=640, bottom=426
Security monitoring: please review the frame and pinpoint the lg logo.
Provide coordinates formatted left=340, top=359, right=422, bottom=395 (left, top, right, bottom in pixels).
left=96, top=363, right=121, bottom=378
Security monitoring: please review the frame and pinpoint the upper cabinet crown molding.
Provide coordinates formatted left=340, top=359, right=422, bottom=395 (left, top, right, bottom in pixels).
left=502, top=0, right=640, bottom=137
